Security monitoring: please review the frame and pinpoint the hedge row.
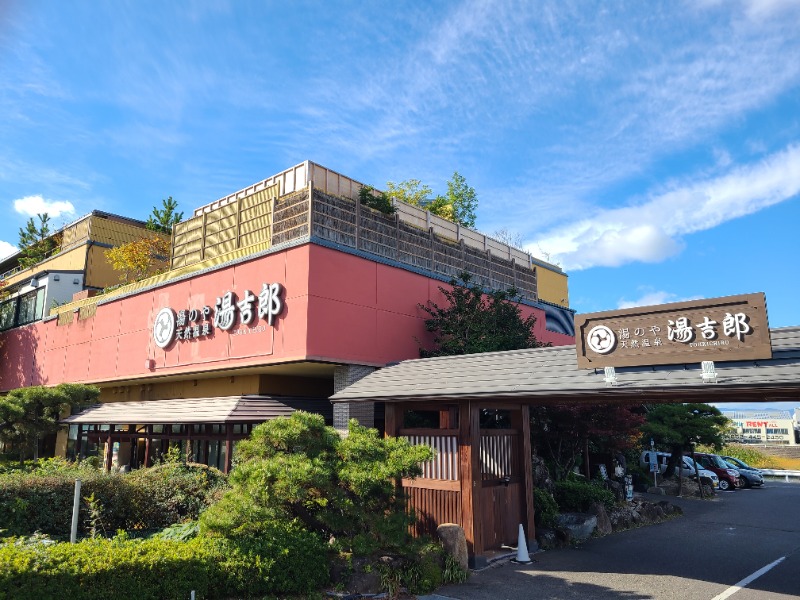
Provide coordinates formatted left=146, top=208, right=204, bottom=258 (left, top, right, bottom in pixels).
left=0, top=523, right=328, bottom=599
left=0, top=461, right=227, bottom=537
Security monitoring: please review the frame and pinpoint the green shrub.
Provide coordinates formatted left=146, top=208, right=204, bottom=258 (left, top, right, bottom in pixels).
left=553, top=480, right=615, bottom=513
left=0, top=461, right=226, bottom=537
left=0, top=522, right=328, bottom=599
left=533, top=487, right=559, bottom=527
left=711, top=444, right=778, bottom=469
left=201, top=412, right=432, bottom=556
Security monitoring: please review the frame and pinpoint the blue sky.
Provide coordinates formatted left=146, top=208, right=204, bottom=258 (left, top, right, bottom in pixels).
left=1, top=1, right=799, bottom=384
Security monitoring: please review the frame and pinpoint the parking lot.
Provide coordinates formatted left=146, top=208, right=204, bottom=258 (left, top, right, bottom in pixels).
left=428, top=481, right=800, bottom=600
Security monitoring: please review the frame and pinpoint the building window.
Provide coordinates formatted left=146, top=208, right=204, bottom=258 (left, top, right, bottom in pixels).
left=0, top=287, right=45, bottom=331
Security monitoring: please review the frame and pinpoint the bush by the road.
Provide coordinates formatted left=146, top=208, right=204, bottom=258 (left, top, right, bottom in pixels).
left=0, top=521, right=327, bottom=600
left=0, top=459, right=226, bottom=537
left=554, top=480, right=615, bottom=513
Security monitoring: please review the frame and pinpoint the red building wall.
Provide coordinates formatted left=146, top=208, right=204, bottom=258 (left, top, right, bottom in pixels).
left=0, top=243, right=573, bottom=392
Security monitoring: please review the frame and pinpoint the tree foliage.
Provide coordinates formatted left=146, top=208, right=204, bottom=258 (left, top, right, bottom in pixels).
left=0, top=383, right=100, bottom=461
left=642, top=403, right=728, bottom=450
left=358, top=185, right=396, bottom=215
left=385, top=179, right=433, bottom=207
left=17, top=213, right=60, bottom=269
left=146, top=196, right=183, bottom=234
left=530, top=403, right=645, bottom=481
left=375, top=172, right=478, bottom=228
left=200, top=412, right=432, bottom=555
left=642, top=403, right=730, bottom=478
left=105, top=235, right=171, bottom=283
left=442, top=171, right=478, bottom=229
left=419, top=272, right=545, bottom=358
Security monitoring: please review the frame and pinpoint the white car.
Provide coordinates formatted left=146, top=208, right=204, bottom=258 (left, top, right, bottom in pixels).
left=639, top=451, right=719, bottom=489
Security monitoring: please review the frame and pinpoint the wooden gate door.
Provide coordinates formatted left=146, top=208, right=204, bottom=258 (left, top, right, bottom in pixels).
left=479, top=429, right=524, bottom=550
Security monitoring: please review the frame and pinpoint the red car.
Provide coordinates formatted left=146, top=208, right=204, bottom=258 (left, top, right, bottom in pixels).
left=694, top=453, right=741, bottom=491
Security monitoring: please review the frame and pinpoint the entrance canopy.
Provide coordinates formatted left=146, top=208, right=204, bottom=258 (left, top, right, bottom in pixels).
left=62, top=395, right=332, bottom=425
left=331, top=327, right=800, bottom=405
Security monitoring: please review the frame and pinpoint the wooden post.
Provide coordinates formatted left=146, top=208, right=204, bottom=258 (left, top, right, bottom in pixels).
left=440, top=406, right=458, bottom=429
left=307, top=180, right=313, bottom=239
left=104, top=430, right=113, bottom=472
left=429, top=228, right=435, bottom=271
left=459, top=401, right=483, bottom=563
left=355, top=191, right=361, bottom=250
left=519, top=405, right=536, bottom=543
left=224, top=423, right=234, bottom=474
left=384, top=403, right=399, bottom=438
left=200, top=211, right=208, bottom=260
left=584, top=437, right=591, bottom=479
left=75, top=424, right=83, bottom=460
left=395, top=213, right=400, bottom=259
left=144, top=425, right=151, bottom=468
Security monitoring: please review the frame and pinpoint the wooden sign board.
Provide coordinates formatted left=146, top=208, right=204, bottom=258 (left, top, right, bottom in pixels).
left=574, top=293, right=772, bottom=369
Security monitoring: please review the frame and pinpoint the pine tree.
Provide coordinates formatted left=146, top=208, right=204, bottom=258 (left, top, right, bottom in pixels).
left=146, top=197, right=183, bottom=234
left=17, top=213, right=56, bottom=269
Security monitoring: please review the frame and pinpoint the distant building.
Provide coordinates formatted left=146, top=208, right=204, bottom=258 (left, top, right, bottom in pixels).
left=721, top=408, right=798, bottom=445
left=0, top=211, right=169, bottom=332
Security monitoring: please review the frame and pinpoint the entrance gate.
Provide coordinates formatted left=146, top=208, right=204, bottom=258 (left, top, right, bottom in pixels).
left=388, top=401, right=535, bottom=566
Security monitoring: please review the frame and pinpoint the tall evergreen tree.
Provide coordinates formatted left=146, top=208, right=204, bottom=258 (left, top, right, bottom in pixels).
left=17, top=213, right=56, bottom=269
left=146, top=197, right=183, bottom=234
left=419, top=272, right=545, bottom=357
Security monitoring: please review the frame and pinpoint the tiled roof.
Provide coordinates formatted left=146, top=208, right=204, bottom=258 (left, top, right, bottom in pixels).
left=331, top=326, right=800, bottom=404
left=62, top=395, right=332, bottom=425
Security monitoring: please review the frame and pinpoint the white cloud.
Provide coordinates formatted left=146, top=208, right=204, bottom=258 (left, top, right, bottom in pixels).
left=13, top=195, right=75, bottom=218
left=528, top=144, right=800, bottom=270
left=0, top=240, right=16, bottom=261
left=617, top=291, right=701, bottom=310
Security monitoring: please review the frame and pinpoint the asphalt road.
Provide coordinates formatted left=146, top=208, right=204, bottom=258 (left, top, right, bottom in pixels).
left=429, top=481, right=800, bottom=600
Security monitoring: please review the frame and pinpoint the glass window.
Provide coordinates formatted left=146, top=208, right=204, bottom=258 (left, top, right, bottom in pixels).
left=0, top=299, right=15, bottom=330
left=17, top=288, right=44, bottom=325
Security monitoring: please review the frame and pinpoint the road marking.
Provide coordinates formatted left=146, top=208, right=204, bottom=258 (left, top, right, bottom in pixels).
left=710, top=556, right=786, bottom=600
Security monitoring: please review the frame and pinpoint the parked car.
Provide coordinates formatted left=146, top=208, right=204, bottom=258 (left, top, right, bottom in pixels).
left=722, top=456, right=765, bottom=488
left=694, top=452, right=741, bottom=491
left=681, top=455, right=720, bottom=490
left=639, top=451, right=719, bottom=489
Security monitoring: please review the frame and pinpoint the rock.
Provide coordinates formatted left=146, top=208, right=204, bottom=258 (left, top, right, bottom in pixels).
left=639, top=502, right=663, bottom=523
left=437, top=523, right=468, bottom=572
left=535, top=527, right=559, bottom=550
left=657, top=500, right=683, bottom=516
left=556, top=512, right=597, bottom=542
left=605, top=479, right=625, bottom=502
left=647, top=486, right=666, bottom=495
left=346, top=558, right=382, bottom=595
left=589, top=502, right=612, bottom=536
left=608, top=506, right=633, bottom=531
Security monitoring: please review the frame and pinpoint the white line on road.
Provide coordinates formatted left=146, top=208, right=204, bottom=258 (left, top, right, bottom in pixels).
left=710, top=556, right=786, bottom=600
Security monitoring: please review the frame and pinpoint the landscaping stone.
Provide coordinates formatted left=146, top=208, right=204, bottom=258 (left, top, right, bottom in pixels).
left=589, top=502, right=613, bottom=536
left=605, top=479, right=625, bottom=502
left=647, top=486, right=666, bottom=495
left=436, top=523, right=468, bottom=572
left=556, top=512, right=597, bottom=542
left=536, top=525, right=574, bottom=550
left=346, top=557, right=382, bottom=595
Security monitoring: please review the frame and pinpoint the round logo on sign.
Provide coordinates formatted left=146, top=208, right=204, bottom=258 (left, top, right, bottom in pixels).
left=587, top=325, right=616, bottom=354
left=153, top=307, right=176, bottom=349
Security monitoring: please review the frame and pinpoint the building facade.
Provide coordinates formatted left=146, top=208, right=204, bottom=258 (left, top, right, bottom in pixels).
left=721, top=408, right=799, bottom=445
left=0, top=211, right=169, bottom=333
left=0, top=161, right=574, bottom=472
